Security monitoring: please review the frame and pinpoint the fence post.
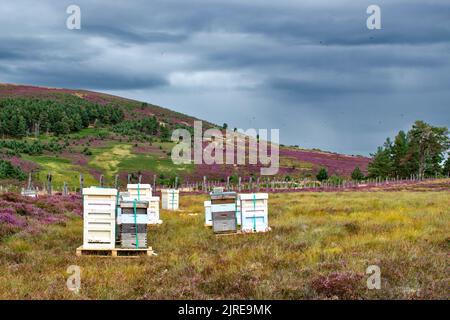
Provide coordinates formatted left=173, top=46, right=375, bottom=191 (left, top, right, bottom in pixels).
left=46, top=173, right=52, bottom=195
left=27, top=172, right=32, bottom=190
left=114, top=174, right=119, bottom=190
left=238, top=177, right=242, bottom=192
left=203, top=176, right=207, bottom=193
left=79, top=173, right=84, bottom=193
left=100, top=175, right=104, bottom=187
left=63, top=182, right=68, bottom=196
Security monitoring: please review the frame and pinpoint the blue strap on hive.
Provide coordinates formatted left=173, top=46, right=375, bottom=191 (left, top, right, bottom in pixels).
left=252, top=194, right=257, bottom=231
left=133, top=199, right=139, bottom=249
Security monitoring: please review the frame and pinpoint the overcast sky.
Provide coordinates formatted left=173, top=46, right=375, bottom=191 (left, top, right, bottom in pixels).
left=0, top=0, right=449, bottom=155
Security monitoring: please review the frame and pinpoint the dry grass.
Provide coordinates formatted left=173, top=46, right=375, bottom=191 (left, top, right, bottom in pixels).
left=0, top=191, right=448, bottom=299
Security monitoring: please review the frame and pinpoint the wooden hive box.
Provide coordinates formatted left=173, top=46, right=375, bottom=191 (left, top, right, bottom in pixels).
left=239, top=193, right=269, bottom=233
left=126, top=184, right=152, bottom=201
left=82, top=187, right=118, bottom=249
left=161, top=189, right=180, bottom=210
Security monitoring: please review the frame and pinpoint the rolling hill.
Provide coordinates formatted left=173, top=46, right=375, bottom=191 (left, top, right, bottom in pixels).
left=0, top=83, right=371, bottom=189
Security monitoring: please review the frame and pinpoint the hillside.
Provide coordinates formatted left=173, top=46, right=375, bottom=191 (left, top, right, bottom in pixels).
left=0, top=84, right=370, bottom=189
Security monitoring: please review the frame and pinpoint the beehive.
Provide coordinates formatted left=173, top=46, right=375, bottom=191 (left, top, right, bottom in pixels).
left=211, top=191, right=238, bottom=234
left=148, top=196, right=162, bottom=224
left=204, top=200, right=212, bottom=226
left=117, top=200, right=149, bottom=249
left=126, top=184, right=152, bottom=201
left=123, top=185, right=161, bottom=224
left=206, top=197, right=241, bottom=227
left=82, top=187, right=118, bottom=249
left=239, top=193, right=269, bottom=232
left=161, top=189, right=179, bottom=210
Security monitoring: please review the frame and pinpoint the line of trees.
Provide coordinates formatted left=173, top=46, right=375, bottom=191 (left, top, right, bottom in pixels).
left=0, top=97, right=124, bottom=137
left=368, top=121, right=450, bottom=179
left=0, top=160, right=26, bottom=180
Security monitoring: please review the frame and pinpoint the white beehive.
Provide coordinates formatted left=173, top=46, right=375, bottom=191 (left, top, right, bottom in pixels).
left=148, top=196, right=162, bottom=224
left=82, top=187, right=118, bottom=249
left=124, top=184, right=162, bottom=224
left=161, top=189, right=179, bottom=210
left=126, top=184, right=152, bottom=201
left=239, top=193, right=269, bottom=232
left=204, top=200, right=212, bottom=226
left=205, top=200, right=241, bottom=227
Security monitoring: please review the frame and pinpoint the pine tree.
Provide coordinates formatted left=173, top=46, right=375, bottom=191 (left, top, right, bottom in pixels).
left=442, top=155, right=450, bottom=177
left=316, top=167, right=328, bottom=182
left=351, top=166, right=365, bottom=181
left=408, top=121, right=449, bottom=177
left=392, top=130, right=409, bottom=178
left=368, top=139, right=394, bottom=179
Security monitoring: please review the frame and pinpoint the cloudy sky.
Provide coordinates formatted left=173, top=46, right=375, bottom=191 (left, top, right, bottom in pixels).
left=0, top=0, right=449, bottom=155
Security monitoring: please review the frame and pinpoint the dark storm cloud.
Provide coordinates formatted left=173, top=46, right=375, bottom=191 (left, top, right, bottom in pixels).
left=0, top=0, right=449, bottom=155
left=84, top=25, right=188, bottom=44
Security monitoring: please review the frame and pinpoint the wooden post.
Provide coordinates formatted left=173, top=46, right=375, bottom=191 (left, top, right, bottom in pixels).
left=46, top=173, right=52, bottom=195
left=203, top=176, right=207, bottom=193
left=238, top=177, right=242, bottom=192
left=114, top=174, right=119, bottom=189
left=175, top=176, right=179, bottom=189
left=127, top=174, right=131, bottom=184
left=256, top=177, right=260, bottom=192
left=249, top=177, right=253, bottom=191
left=138, top=174, right=142, bottom=184
left=79, top=173, right=84, bottom=193
left=27, top=172, right=32, bottom=190
left=100, top=175, right=104, bottom=187
left=153, top=174, right=156, bottom=191
left=63, top=182, right=68, bottom=196
left=226, top=176, right=230, bottom=191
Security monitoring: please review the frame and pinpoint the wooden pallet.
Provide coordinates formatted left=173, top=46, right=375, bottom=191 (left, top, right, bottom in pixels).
left=76, top=246, right=154, bottom=258
left=215, top=230, right=243, bottom=237
left=215, top=229, right=271, bottom=237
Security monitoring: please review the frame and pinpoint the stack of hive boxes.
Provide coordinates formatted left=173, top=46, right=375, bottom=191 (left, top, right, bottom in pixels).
left=239, top=193, right=269, bottom=232
left=118, top=200, right=149, bottom=248
left=119, top=184, right=162, bottom=225
left=82, top=187, right=118, bottom=249
left=205, top=198, right=241, bottom=227
left=161, top=189, right=179, bottom=210
left=210, top=189, right=239, bottom=234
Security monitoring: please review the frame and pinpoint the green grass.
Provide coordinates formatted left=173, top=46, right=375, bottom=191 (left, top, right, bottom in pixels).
left=22, top=154, right=97, bottom=187
left=88, top=142, right=193, bottom=181
left=0, top=191, right=448, bottom=299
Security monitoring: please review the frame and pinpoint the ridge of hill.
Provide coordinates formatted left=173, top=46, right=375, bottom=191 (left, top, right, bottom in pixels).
left=0, top=83, right=371, bottom=188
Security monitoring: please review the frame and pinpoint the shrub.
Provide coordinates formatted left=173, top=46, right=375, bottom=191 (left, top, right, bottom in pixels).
left=316, top=168, right=328, bottom=182
left=0, top=160, right=26, bottom=180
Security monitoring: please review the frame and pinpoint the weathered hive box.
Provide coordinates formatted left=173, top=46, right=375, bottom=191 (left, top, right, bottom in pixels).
left=205, top=197, right=241, bottom=227
left=82, top=187, right=118, bottom=249
left=117, top=200, right=149, bottom=249
left=161, top=189, right=179, bottom=210
left=239, top=193, right=269, bottom=233
left=126, top=184, right=152, bottom=201
left=117, top=200, right=150, bottom=224
left=211, top=191, right=238, bottom=233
